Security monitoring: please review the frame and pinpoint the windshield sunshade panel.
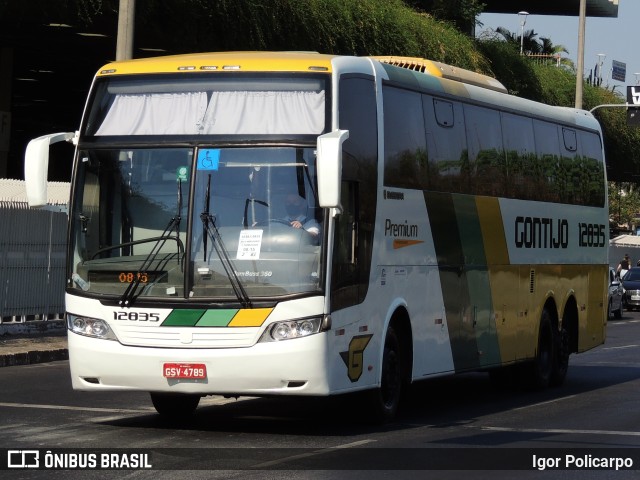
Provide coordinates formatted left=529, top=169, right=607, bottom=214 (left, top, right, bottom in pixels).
left=85, top=75, right=328, bottom=136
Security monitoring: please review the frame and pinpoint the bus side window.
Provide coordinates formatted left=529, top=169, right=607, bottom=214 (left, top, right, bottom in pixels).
left=334, top=75, right=377, bottom=310
left=332, top=181, right=359, bottom=305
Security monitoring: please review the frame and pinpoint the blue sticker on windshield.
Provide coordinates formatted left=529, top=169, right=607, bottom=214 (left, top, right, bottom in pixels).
left=197, top=149, right=220, bottom=170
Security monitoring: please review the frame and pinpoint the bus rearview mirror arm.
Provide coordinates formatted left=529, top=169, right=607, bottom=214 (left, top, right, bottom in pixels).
left=316, top=129, right=349, bottom=215
left=24, top=132, right=76, bottom=208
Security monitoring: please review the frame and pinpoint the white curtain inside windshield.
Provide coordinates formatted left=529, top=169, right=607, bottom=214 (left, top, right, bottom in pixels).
left=96, top=92, right=208, bottom=135
left=95, top=90, right=325, bottom=136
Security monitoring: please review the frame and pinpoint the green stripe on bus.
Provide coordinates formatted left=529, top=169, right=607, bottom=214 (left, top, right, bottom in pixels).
left=162, top=309, right=205, bottom=326
left=453, top=195, right=501, bottom=367
left=425, top=191, right=479, bottom=371
left=196, top=309, right=238, bottom=327
left=425, top=191, right=504, bottom=370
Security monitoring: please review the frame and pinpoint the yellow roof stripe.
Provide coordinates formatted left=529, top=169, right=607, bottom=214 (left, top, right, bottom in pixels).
left=97, top=51, right=335, bottom=76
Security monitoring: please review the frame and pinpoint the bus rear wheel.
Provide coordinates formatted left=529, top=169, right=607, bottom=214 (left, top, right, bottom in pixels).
left=525, top=309, right=555, bottom=389
left=150, top=392, right=200, bottom=419
left=550, top=325, right=569, bottom=386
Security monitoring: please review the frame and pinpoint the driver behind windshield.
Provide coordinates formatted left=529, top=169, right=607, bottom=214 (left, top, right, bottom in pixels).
left=283, top=194, right=320, bottom=237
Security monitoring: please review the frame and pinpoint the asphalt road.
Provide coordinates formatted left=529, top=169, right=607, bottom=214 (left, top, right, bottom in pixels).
left=1, top=314, right=639, bottom=480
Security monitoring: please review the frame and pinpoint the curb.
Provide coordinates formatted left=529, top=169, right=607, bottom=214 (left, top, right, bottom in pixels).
left=0, top=348, right=69, bottom=368
left=0, top=320, right=68, bottom=367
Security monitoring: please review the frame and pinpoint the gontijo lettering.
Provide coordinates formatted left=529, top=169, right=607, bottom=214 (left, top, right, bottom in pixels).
left=515, top=216, right=568, bottom=249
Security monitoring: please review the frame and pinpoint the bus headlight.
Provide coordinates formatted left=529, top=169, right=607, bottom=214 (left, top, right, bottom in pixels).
left=259, top=316, right=329, bottom=342
left=67, top=313, right=117, bottom=340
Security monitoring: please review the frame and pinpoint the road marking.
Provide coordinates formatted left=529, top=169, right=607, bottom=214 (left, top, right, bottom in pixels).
left=0, top=424, right=27, bottom=431
left=608, top=319, right=640, bottom=325
left=251, top=439, right=376, bottom=468
left=199, top=396, right=254, bottom=406
left=509, top=395, right=577, bottom=412
left=0, top=402, right=151, bottom=414
left=477, top=425, right=640, bottom=437
left=601, top=344, right=640, bottom=351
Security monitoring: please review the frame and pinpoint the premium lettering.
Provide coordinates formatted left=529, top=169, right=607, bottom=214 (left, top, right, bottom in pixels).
left=385, top=219, right=418, bottom=237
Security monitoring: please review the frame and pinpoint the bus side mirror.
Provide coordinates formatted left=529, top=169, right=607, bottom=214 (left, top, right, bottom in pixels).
left=24, top=132, right=75, bottom=208
left=316, top=130, right=349, bottom=212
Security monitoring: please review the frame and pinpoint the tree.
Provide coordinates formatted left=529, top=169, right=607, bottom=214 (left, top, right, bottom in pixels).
left=406, top=0, right=485, bottom=34
left=495, top=26, right=542, bottom=55
left=540, top=37, right=568, bottom=56
left=609, top=183, right=640, bottom=229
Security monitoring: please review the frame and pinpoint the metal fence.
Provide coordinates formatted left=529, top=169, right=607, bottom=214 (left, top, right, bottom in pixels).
left=0, top=200, right=67, bottom=324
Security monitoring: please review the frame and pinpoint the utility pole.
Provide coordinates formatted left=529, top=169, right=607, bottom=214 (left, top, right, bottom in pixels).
left=575, top=0, right=586, bottom=109
left=116, top=0, right=135, bottom=61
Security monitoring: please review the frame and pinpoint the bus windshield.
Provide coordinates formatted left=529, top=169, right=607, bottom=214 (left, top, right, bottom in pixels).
left=70, top=146, right=323, bottom=303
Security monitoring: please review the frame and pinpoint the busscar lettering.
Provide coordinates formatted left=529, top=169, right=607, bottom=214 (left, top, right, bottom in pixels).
left=514, top=216, right=569, bottom=249
left=383, top=190, right=405, bottom=200
left=385, top=219, right=418, bottom=237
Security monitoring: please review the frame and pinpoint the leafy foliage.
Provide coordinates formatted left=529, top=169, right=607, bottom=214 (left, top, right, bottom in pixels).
left=405, top=0, right=486, bottom=33
left=609, top=183, right=640, bottom=227
left=476, top=40, right=543, bottom=99
left=3, top=0, right=640, bottom=196
left=131, top=0, right=490, bottom=72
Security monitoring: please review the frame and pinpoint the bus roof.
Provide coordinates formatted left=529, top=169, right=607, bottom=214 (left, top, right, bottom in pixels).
left=94, top=51, right=600, bottom=132
left=372, top=56, right=508, bottom=94
left=96, top=51, right=338, bottom=76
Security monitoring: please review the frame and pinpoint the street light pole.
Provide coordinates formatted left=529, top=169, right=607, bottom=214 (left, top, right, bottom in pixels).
left=518, top=11, right=529, bottom=55
left=596, top=53, right=606, bottom=86
left=116, top=0, right=135, bottom=61
left=575, top=0, right=587, bottom=109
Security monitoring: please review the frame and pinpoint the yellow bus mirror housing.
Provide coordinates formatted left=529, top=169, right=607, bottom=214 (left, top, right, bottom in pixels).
left=24, top=132, right=75, bottom=208
left=316, top=130, right=348, bottom=212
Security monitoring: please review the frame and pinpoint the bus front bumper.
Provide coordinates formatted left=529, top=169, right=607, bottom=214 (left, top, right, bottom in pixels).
left=67, top=331, right=331, bottom=396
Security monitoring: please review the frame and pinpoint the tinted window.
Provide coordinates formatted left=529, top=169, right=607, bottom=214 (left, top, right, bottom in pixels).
left=333, top=76, right=378, bottom=309
left=383, top=86, right=428, bottom=189
left=502, top=112, right=536, bottom=199
left=464, top=104, right=505, bottom=197
left=424, top=97, right=468, bottom=193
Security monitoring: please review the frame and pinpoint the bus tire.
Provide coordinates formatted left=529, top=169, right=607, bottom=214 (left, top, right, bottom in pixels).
left=366, top=326, right=403, bottom=423
left=150, top=392, right=200, bottom=419
left=550, top=325, right=569, bottom=387
left=525, top=309, right=555, bottom=390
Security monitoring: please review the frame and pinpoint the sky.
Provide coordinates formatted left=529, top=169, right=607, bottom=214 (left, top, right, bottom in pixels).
left=478, top=1, right=640, bottom=96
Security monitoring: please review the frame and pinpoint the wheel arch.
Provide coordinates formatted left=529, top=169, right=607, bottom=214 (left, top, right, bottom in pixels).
left=384, top=304, right=414, bottom=385
left=542, top=295, right=560, bottom=331
left=560, top=293, right=580, bottom=354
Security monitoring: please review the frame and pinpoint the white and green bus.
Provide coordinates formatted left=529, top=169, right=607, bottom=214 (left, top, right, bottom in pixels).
left=25, top=52, right=608, bottom=421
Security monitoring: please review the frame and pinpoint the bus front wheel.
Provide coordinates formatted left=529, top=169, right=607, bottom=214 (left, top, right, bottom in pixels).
left=150, top=392, right=200, bottom=419
left=366, top=326, right=403, bottom=423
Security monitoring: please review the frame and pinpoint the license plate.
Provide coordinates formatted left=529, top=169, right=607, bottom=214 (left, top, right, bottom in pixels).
left=163, top=363, right=207, bottom=379
left=632, top=295, right=640, bottom=301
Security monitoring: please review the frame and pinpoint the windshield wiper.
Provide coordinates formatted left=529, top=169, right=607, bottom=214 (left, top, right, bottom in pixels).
left=201, top=173, right=252, bottom=308
left=118, top=179, right=184, bottom=307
